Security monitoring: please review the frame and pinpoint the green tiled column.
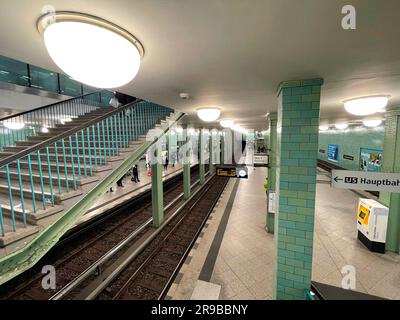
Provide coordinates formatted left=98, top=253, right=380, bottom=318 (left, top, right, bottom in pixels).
left=152, top=149, right=164, bottom=227
left=266, top=113, right=277, bottom=234
left=379, top=110, right=400, bottom=253
left=274, top=78, right=323, bottom=300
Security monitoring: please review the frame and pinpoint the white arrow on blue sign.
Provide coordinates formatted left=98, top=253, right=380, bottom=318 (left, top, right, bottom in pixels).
left=331, top=170, right=400, bottom=193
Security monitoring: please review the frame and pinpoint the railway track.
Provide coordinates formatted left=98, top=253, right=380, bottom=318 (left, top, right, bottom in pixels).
left=74, top=174, right=229, bottom=300
left=0, top=165, right=204, bottom=300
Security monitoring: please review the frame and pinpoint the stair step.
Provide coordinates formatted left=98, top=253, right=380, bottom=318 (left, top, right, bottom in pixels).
left=1, top=201, right=64, bottom=225
left=6, top=160, right=112, bottom=174
left=0, top=182, right=82, bottom=205
left=0, top=170, right=99, bottom=187
left=0, top=151, right=123, bottom=164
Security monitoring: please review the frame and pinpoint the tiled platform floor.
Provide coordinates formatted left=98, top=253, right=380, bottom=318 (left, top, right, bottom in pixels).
left=169, top=168, right=400, bottom=300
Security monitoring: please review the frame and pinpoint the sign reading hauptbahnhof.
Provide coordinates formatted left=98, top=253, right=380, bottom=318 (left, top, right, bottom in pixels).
left=216, top=166, right=248, bottom=179
left=331, top=170, right=400, bottom=193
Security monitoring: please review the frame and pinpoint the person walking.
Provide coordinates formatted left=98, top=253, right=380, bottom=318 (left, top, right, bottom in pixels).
left=117, top=175, right=124, bottom=188
left=163, top=156, right=169, bottom=171
left=131, top=164, right=140, bottom=183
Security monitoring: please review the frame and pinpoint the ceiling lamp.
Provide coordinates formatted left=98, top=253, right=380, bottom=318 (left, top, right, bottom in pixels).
left=37, top=11, right=144, bottom=88
left=231, top=124, right=248, bottom=134
left=319, top=125, right=329, bottom=131
left=3, top=121, right=25, bottom=130
left=363, top=119, right=383, bottom=128
left=335, top=123, right=348, bottom=130
left=344, top=96, right=389, bottom=116
left=220, top=120, right=234, bottom=128
left=197, top=107, right=221, bottom=122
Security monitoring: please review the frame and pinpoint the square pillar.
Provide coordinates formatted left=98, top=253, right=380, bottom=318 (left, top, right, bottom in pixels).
left=152, top=149, right=164, bottom=227
left=220, top=134, right=225, bottom=165
left=274, top=79, right=323, bottom=300
left=199, top=129, right=206, bottom=184
left=183, top=128, right=191, bottom=199
left=266, top=113, right=277, bottom=233
left=380, top=110, right=400, bottom=253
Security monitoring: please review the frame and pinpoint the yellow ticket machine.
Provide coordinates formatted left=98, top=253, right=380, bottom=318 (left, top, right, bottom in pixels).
left=357, top=198, right=389, bottom=253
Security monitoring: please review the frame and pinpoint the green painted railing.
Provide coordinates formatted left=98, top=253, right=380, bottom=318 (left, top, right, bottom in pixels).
left=0, top=98, right=174, bottom=237
left=0, top=105, right=182, bottom=285
left=0, top=91, right=111, bottom=151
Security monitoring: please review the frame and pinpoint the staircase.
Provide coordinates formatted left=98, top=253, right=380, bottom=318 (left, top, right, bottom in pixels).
left=0, top=91, right=183, bottom=277
left=0, top=107, right=116, bottom=231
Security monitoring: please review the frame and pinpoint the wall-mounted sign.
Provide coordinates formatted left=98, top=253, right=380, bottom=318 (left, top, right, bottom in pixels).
left=360, top=148, right=383, bottom=172
left=343, top=154, right=354, bottom=161
left=253, top=154, right=269, bottom=167
left=331, top=170, right=400, bottom=193
left=216, top=166, right=248, bottom=179
left=319, top=149, right=326, bottom=154
left=328, top=144, right=339, bottom=162
left=268, top=192, right=276, bottom=214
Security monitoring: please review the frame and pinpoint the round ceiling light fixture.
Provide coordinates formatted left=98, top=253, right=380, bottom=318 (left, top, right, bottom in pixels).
left=220, top=119, right=234, bottom=128
left=335, top=123, right=348, bottom=130
left=363, top=119, right=383, bottom=128
left=37, top=11, right=144, bottom=88
left=196, top=107, right=221, bottom=122
left=231, top=124, right=248, bottom=134
left=3, top=121, right=25, bottom=130
left=319, top=125, right=329, bottom=131
left=344, top=96, right=390, bottom=116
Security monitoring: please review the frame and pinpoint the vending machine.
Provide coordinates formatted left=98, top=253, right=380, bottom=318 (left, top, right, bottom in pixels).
left=357, top=198, right=389, bottom=253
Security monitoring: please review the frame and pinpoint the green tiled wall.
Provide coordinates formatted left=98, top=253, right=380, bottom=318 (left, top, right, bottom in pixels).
left=318, top=126, right=384, bottom=170
left=379, top=111, right=400, bottom=252
left=274, top=78, right=323, bottom=300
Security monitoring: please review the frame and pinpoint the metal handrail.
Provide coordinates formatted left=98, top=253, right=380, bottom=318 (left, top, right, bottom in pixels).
left=0, top=110, right=184, bottom=286
left=0, top=99, right=143, bottom=168
left=0, top=90, right=108, bottom=122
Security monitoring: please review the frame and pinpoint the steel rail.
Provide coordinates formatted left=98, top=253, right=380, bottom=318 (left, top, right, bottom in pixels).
left=82, top=173, right=214, bottom=300
left=49, top=177, right=204, bottom=300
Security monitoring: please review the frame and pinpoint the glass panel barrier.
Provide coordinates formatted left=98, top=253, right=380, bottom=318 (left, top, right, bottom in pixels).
left=30, top=65, right=58, bottom=93
left=59, top=74, right=82, bottom=97
left=0, top=55, right=29, bottom=87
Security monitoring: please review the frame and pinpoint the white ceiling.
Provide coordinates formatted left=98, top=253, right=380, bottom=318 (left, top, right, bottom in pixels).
left=1, top=0, right=400, bottom=130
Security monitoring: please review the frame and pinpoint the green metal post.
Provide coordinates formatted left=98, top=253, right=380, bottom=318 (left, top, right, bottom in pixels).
left=151, top=149, right=164, bottom=227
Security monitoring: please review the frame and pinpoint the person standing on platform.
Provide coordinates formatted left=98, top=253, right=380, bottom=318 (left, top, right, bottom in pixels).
left=131, top=164, right=140, bottom=183
left=163, top=153, right=169, bottom=171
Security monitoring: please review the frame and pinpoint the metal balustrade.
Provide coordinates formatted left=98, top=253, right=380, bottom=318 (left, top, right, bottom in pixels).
left=0, top=91, right=113, bottom=151
left=0, top=98, right=174, bottom=236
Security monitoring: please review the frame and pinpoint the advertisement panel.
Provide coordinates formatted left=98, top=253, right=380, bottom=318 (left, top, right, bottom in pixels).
left=327, top=144, right=339, bottom=162
left=360, top=148, right=383, bottom=172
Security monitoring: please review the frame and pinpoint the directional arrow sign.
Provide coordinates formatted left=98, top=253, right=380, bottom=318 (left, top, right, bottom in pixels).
left=331, top=170, right=400, bottom=193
